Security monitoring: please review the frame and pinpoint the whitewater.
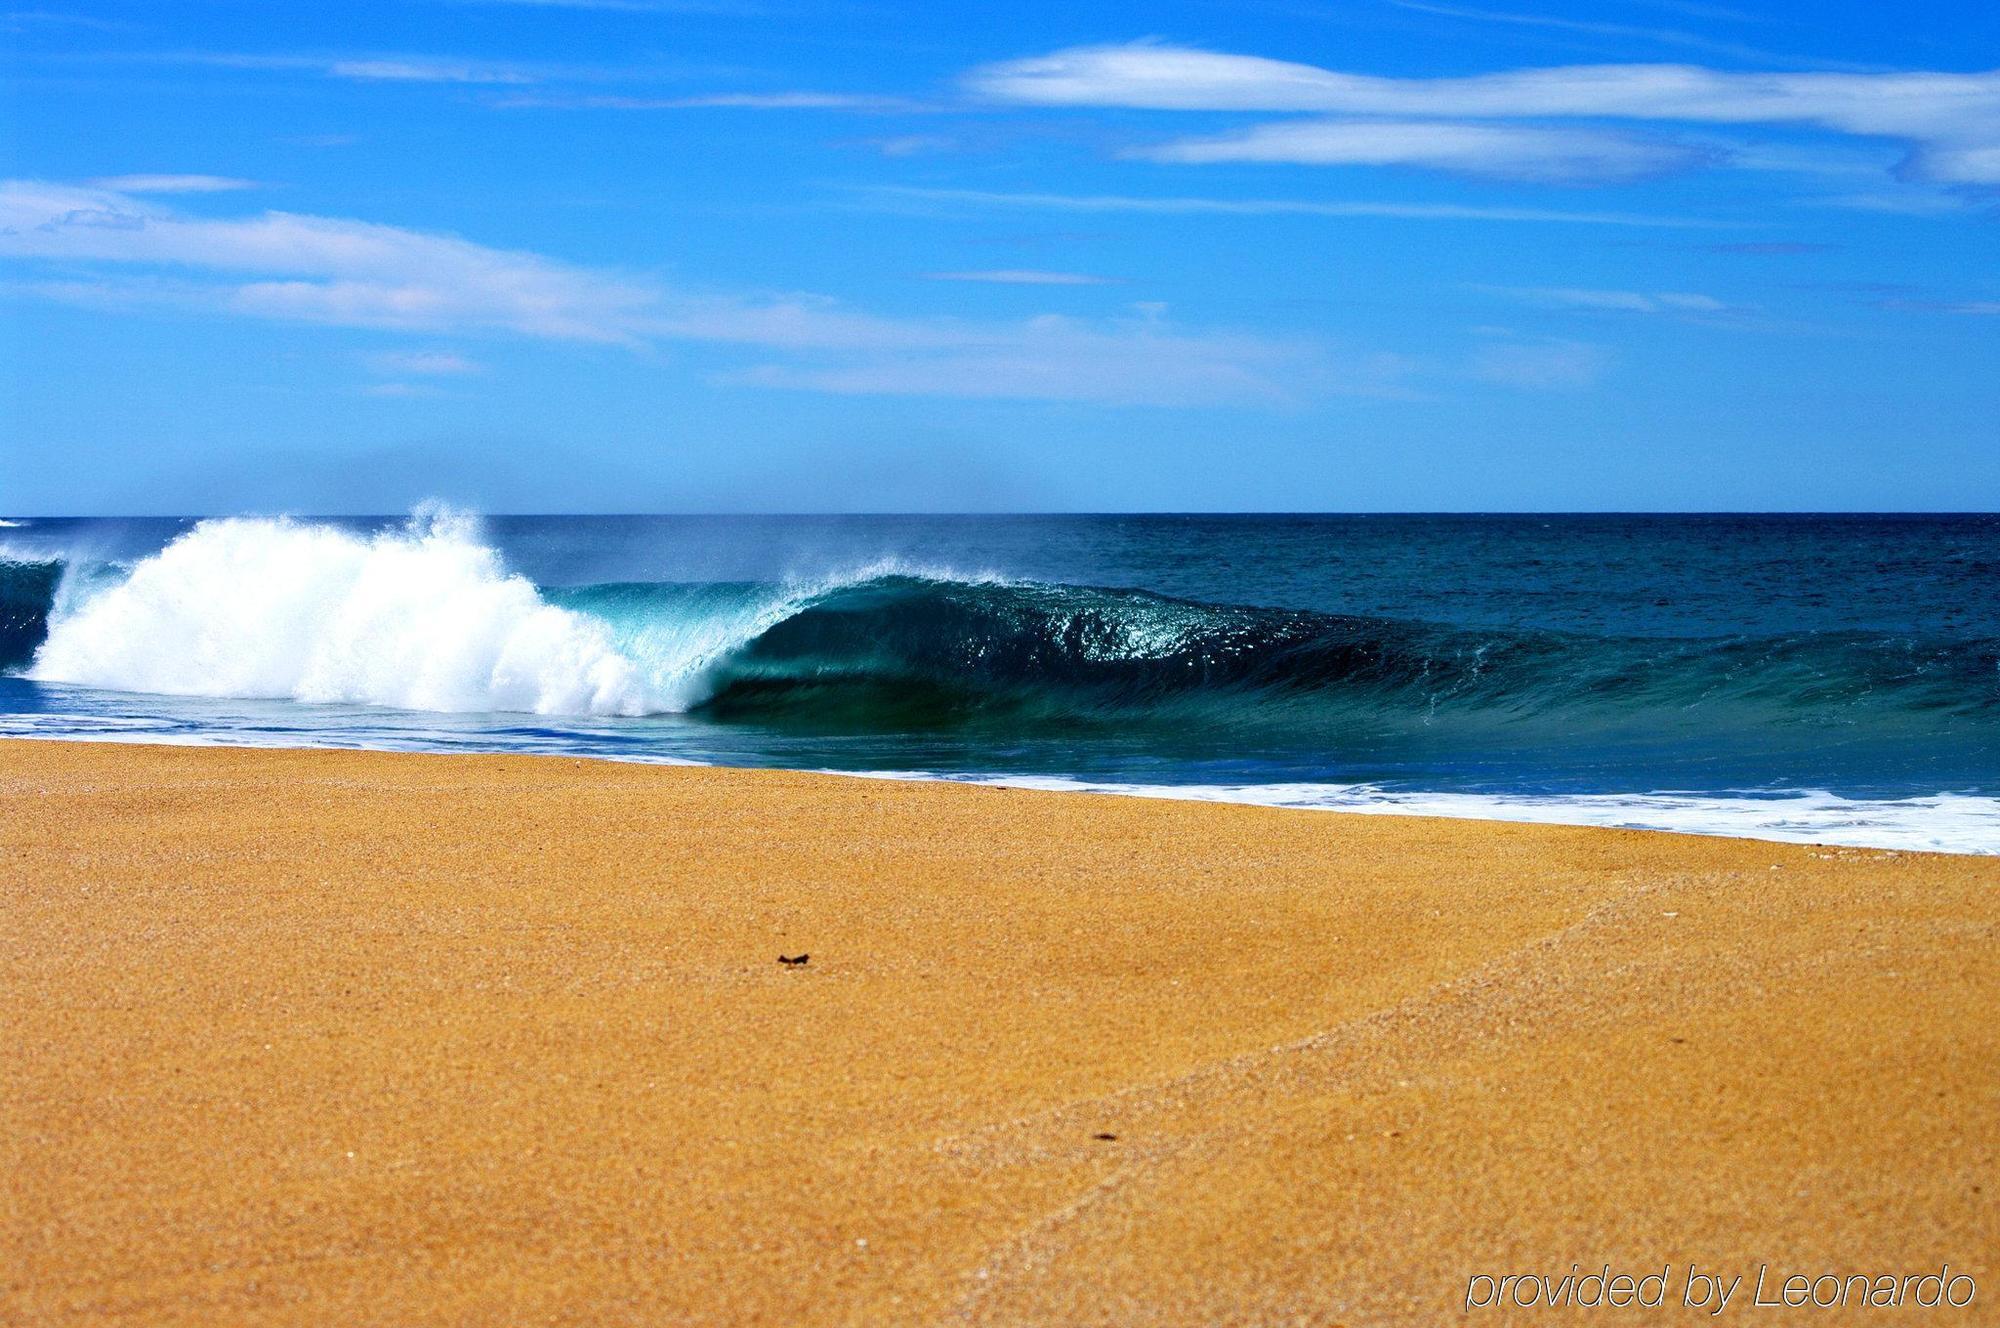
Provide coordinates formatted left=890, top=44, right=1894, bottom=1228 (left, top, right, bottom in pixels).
left=24, top=509, right=888, bottom=717
left=31, top=509, right=659, bottom=714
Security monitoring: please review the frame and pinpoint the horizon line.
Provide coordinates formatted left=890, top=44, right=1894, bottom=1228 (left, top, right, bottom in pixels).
left=8, top=510, right=2000, bottom=521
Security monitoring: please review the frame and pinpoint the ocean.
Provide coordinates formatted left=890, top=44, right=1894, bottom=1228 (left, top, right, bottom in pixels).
left=4, top=509, right=1997, bottom=852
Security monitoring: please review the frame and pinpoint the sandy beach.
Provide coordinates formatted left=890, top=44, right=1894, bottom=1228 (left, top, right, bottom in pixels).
left=2, top=738, right=1994, bottom=1325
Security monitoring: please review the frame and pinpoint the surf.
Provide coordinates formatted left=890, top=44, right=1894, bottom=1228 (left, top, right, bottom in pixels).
left=21, top=509, right=658, bottom=716
left=8, top=513, right=1999, bottom=746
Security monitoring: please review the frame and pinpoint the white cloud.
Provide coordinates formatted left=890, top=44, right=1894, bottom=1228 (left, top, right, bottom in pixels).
left=1132, top=119, right=1705, bottom=184
left=1910, top=141, right=2000, bottom=186
left=1469, top=337, right=1611, bottom=390
left=923, top=269, right=1115, bottom=286
left=1817, top=191, right=1980, bottom=216
left=1710, top=139, right=1893, bottom=179
left=968, top=43, right=2000, bottom=184
left=148, top=51, right=551, bottom=85
left=0, top=181, right=653, bottom=341
left=870, top=134, right=957, bottom=157
left=87, top=174, right=258, bottom=194
left=1881, top=299, right=2000, bottom=316
left=496, top=91, right=920, bottom=111
left=328, top=57, right=539, bottom=84
left=865, top=185, right=1723, bottom=229
left=367, top=349, right=486, bottom=375
left=1495, top=286, right=1731, bottom=314
left=2, top=10, right=133, bottom=32
left=0, top=179, right=1383, bottom=406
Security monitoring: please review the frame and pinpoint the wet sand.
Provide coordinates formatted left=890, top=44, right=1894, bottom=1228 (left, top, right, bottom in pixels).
left=3, top=739, right=1994, bottom=1325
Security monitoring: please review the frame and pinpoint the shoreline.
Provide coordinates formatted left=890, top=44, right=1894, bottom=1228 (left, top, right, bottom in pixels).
left=3, top=728, right=1994, bottom=857
left=5, top=738, right=1996, bottom=1324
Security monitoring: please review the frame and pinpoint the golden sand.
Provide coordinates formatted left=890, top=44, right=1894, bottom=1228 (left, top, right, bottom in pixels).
left=2, top=739, right=1994, bottom=1325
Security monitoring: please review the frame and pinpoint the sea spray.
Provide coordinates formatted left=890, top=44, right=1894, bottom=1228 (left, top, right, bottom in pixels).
left=28, top=509, right=656, bottom=715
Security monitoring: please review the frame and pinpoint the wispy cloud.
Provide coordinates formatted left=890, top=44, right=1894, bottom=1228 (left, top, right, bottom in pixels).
left=328, top=57, right=540, bottom=84
left=1710, top=140, right=1892, bottom=179
left=495, top=91, right=922, bottom=111
left=720, top=318, right=1386, bottom=406
left=115, top=51, right=552, bottom=85
left=968, top=43, right=2000, bottom=185
left=442, top=0, right=768, bottom=10
left=863, top=185, right=1729, bottom=229
left=367, top=349, right=487, bottom=376
left=1491, top=286, right=1733, bottom=314
left=1878, top=298, right=2000, bottom=316
left=1469, top=336, right=1611, bottom=390
left=1388, top=0, right=1873, bottom=70
left=2, top=10, right=135, bottom=33
left=923, top=269, right=1116, bottom=286
left=0, top=179, right=1391, bottom=406
left=1629, top=1, right=1767, bottom=22
left=86, top=174, right=258, bottom=194
left=1130, top=119, right=1707, bottom=184
left=1817, top=191, right=1982, bottom=216
left=867, top=134, right=958, bottom=157
left=0, top=180, right=652, bottom=341
left=1707, top=241, right=1834, bottom=255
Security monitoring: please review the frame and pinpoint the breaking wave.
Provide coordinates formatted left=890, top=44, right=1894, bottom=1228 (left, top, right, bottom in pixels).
left=16, top=510, right=656, bottom=715
left=5, top=512, right=1999, bottom=745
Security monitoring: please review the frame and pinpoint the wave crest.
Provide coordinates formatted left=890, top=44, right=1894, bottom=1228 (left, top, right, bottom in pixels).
left=27, top=511, right=658, bottom=715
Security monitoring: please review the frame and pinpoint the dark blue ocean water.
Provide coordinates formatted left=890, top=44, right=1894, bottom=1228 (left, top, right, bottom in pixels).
left=4, top=512, right=1997, bottom=851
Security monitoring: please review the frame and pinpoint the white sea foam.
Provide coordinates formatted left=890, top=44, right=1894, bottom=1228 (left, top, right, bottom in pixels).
left=29, top=508, right=660, bottom=716
left=0, top=714, right=172, bottom=735
left=837, top=771, right=2000, bottom=855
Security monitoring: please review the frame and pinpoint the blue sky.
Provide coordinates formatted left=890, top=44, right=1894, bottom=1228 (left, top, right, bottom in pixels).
left=2, top=0, right=1997, bottom=512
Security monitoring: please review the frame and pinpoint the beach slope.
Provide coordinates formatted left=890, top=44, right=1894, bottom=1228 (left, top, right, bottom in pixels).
left=3, top=740, right=1994, bottom=1324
